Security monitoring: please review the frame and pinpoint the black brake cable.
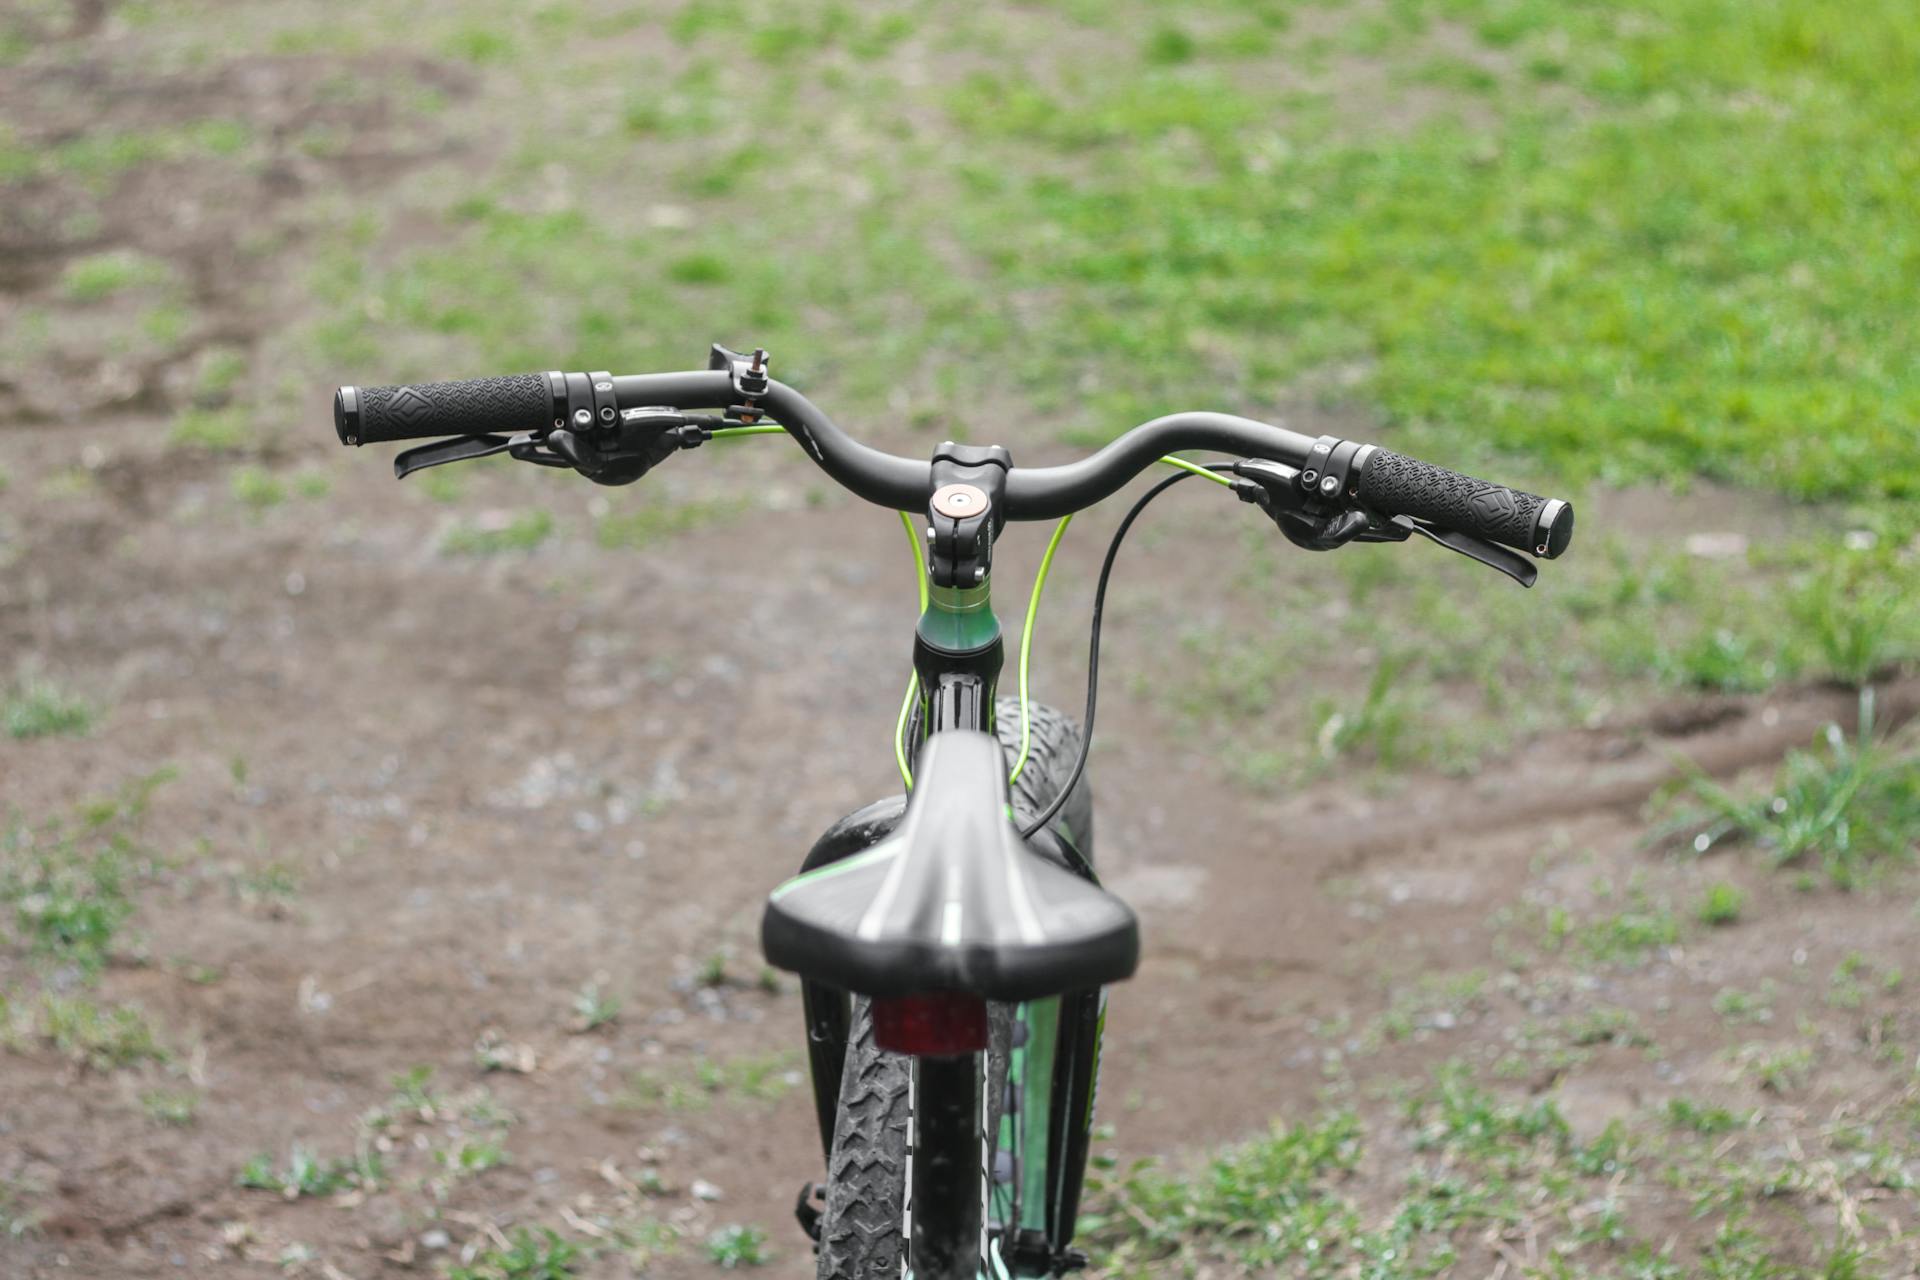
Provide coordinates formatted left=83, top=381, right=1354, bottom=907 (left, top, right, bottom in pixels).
left=1018, top=465, right=1226, bottom=843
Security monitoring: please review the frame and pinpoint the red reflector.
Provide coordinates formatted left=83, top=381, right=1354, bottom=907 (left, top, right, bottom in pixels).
left=872, top=992, right=989, bottom=1056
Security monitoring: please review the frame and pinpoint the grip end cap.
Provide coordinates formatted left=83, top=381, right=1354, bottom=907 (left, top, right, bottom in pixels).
left=334, top=386, right=361, bottom=446
left=1534, top=499, right=1574, bottom=559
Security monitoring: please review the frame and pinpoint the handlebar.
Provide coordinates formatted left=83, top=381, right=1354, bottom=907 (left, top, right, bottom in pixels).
left=334, top=367, right=1572, bottom=558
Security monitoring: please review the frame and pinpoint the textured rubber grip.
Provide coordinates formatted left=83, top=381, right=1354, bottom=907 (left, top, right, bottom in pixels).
left=1357, top=448, right=1574, bottom=558
left=335, top=374, right=553, bottom=445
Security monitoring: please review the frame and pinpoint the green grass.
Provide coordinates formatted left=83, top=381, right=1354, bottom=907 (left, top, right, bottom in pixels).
left=38, top=995, right=169, bottom=1070
left=230, top=465, right=286, bottom=510
left=705, top=1224, right=768, bottom=1269
left=440, top=509, right=555, bottom=555
left=58, top=250, right=173, bottom=302
left=2, top=768, right=173, bottom=976
left=5, top=120, right=253, bottom=188
left=1543, top=892, right=1681, bottom=968
left=594, top=497, right=744, bottom=550
left=939, top=1, right=1920, bottom=502
left=1696, top=880, right=1746, bottom=926
left=1089, top=1057, right=1901, bottom=1277
left=1663, top=689, right=1920, bottom=888
left=139, top=1087, right=199, bottom=1126
left=618, top=1049, right=799, bottom=1113
left=237, top=1144, right=381, bottom=1198
left=570, top=981, right=619, bottom=1031
left=448, top=1226, right=580, bottom=1280
left=1665, top=1098, right=1752, bottom=1136
left=0, top=1177, right=39, bottom=1239
left=168, top=407, right=250, bottom=453
left=3, top=679, right=97, bottom=740
left=434, top=1138, right=508, bottom=1176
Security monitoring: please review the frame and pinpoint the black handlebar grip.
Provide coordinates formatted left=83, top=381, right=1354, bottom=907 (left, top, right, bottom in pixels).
left=334, top=374, right=555, bottom=446
left=1356, top=447, right=1574, bottom=559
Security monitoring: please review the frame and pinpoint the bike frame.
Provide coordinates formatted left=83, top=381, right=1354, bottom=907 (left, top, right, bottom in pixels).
left=795, top=561, right=1107, bottom=1279
left=333, top=350, right=1573, bottom=1280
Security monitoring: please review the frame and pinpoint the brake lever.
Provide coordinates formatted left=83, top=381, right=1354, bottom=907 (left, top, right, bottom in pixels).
left=394, top=433, right=516, bottom=479
left=1390, top=515, right=1538, bottom=588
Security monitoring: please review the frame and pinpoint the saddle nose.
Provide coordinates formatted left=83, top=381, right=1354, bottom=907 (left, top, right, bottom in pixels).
left=761, top=731, right=1138, bottom=1002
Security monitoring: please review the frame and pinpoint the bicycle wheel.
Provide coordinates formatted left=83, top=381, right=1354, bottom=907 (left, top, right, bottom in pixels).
left=813, top=699, right=1093, bottom=1280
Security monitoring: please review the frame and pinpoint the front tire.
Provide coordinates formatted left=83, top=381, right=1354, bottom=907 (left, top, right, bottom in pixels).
left=813, top=699, right=1092, bottom=1279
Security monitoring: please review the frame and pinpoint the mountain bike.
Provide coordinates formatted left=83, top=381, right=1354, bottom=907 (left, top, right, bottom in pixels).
left=331, top=345, right=1574, bottom=1279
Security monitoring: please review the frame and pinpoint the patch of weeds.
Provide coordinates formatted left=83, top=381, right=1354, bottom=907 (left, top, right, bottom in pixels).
left=435, top=1138, right=507, bottom=1176
left=0, top=1177, right=39, bottom=1239
left=3, top=679, right=97, bottom=740
left=191, top=346, right=248, bottom=404
left=169, top=407, right=249, bottom=453
left=1662, top=689, right=1920, bottom=889
left=1785, top=549, right=1919, bottom=687
left=139, top=1087, right=198, bottom=1126
left=620, top=1050, right=799, bottom=1112
left=384, top=1064, right=441, bottom=1117
left=1828, top=953, right=1871, bottom=1010
left=449, top=1226, right=580, bottom=1280
left=237, top=1144, right=380, bottom=1199
left=1696, top=880, right=1745, bottom=926
left=602, top=1216, right=679, bottom=1269
left=1369, top=970, right=1487, bottom=1044
left=417, top=467, right=467, bottom=503
left=1407, top=55, right=1500, bottom=94
left=595, top=497, right=743, bottom=550
left=38, top=467, right=96, bottom=501
left=665, top=251, right=729, bottom=284
left=230, top=465, right=285, bottom=510
left=705, top=1224, right=768, bottom=1268
left=1411, top=1063, right=1569, bottom=1156
left=694, top=951, right=732, bottom=988
left=59, top=250, right=173, bottom=302
left=292, top=469, right=332, bottom=499
left=1088, top=1110, right=1364, bottom=1273
left=230, top=860, right=300, bottom=914
left=1665, top=1097, right=1751, bottom=1135
left=1565, top=1005, right=1651, bottom=1048
left=440, top=26, right=515, bottom=65
left=1, top=770, right=174, bottom=975
left=1711, top=984, right=1775, bottom=1026
left=1662, top=625, right=1780, bottom=694
left=570, top=981, right=619, bottom=1032
left=1309, top=651, right=1419, bottom=767
left=1142, top=25, right=1198, bottom=66
left=441, top=510, right=554, bottom=555
left=1738, top=1043, right=1815, bottom=1095
left=1546, top=895, right=1679, bottom=967
left=474, top=1028, right=537, bottom=1074
left=39, top=995, right=169, bottom=1069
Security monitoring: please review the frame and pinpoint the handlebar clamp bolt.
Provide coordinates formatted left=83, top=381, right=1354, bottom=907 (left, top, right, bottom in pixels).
left=599, top=406, right=616, bottom=422
left=1319, top=474, right=1340, bottom=497
left=572, top=408, right=593, bottom=428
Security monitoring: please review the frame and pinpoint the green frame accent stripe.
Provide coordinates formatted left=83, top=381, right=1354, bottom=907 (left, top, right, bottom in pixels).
left=1009, top=516, right=1072, bottom=786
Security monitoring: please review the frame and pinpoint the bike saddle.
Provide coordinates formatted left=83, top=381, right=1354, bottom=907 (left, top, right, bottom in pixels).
left=761, top=731, right=1139, bottom=1002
